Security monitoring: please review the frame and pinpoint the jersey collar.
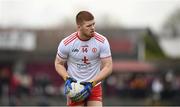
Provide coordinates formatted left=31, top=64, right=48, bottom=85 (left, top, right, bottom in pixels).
left=77, top=31, right=94, bottom=41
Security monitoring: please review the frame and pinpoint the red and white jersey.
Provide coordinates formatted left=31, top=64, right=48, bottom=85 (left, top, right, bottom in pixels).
left=57, top=32, right=111, bottom=82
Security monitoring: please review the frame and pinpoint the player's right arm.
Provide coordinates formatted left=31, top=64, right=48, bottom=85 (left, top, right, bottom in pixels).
left=55, top=55, right=77, bottom=95
left=55, top=34, right=78, bottom=97
left=54, top=55, right=69, bottom=81
left=55, top=37, right=70, bottom=81
left=55, top=37, right=77, bottom=82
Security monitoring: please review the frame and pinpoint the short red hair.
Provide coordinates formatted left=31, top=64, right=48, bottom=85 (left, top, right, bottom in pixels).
left=76, top=11, right=94, bottom=25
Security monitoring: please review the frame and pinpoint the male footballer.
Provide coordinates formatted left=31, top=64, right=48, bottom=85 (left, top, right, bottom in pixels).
left=55, top=10, right=112, bottom=106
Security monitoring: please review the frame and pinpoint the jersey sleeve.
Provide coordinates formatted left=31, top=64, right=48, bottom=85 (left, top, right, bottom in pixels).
left=57, top=40, right=69, bottom=60
left=100, top=37, right=111, bottom=58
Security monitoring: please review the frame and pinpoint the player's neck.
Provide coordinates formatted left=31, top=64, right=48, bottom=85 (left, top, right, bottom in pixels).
left=78, top=32, right=91, bottom=41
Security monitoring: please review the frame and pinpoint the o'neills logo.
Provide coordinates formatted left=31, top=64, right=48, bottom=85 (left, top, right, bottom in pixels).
left=92, top=48, right=97, bottom=53
left=72, top=48, right=79, bottom=52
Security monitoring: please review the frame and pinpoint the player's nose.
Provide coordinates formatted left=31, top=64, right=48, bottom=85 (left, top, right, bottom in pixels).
left=91, top=25, right=95, bottom=30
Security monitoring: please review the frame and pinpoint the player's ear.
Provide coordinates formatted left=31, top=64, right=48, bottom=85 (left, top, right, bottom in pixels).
left=77, top=24, right=81, bottom=29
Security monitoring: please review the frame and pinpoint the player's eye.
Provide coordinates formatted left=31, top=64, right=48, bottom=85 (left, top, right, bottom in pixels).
left=87, top=25, right=91, bottom=27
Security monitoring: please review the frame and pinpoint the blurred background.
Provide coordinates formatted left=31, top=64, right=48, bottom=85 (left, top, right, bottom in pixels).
left=1, top=0, right=180, bottom=106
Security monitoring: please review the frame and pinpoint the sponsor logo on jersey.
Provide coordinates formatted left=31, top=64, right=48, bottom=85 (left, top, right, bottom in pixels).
left=81, top=45, right=89, bottom=47
left=72, top=48, right=79, bottom=52
left=77, top=63, right=92, bottom=69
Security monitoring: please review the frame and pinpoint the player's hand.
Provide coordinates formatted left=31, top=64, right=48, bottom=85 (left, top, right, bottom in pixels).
left=80, top=81, right=95, bottom=92
left=64, top=76, right=77, bottom=95
left=70, top=81, right=96, bottom=102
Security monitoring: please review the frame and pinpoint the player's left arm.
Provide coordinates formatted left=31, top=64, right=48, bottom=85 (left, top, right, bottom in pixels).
left=91, top=56, right=112, bottom=85
left=91, top=36, right=112, bottom=86
left=81, top=37, right=112, bottom=87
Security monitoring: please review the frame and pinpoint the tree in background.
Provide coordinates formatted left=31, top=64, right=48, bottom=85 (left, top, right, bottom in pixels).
left=162, top=8, right=180, bottom=38
left=144, top=28, right=167, bottom=60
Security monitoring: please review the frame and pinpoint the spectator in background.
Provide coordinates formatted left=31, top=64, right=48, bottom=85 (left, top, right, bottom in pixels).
left=0, top=67, right=11, bottom=97
left=8, top=71, right=33, bottom=105
left=151, top=77, right=163, bottom=105
left=129, top=74, right=147, bottom=98
left=17, top=72, right=33, bottom=97
left=9, top=72, right=21, bottom=105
